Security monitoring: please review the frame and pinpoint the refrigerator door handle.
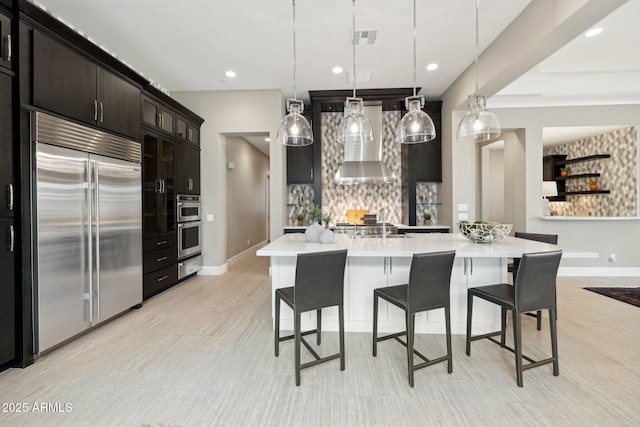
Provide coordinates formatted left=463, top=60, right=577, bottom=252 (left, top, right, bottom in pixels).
left=92, top=160, right=101, bottom=321
left=86, top=158, right=93, bottom=323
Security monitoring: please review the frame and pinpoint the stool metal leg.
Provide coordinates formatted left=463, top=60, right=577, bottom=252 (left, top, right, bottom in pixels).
left=445, top=306, right=452, bottom=374
left=275, top=294, right=281, bottom=357
left=513, top=310, right=523, bottom=387
left=295, top=312, right=302, bottom=386
left=466, top=293, right=473, bottom=356
left=373, top=293, right=379, bottom=357
left=536, top=310, right=542, bottom=331
left=339, top=304, right=345, bottom=371
left=550, top=307, right=559, bottom=376
left=500, top=307, right=507, bottom=347
left=317, top=309, right=322, bottom=345
left=407, top=311, right=415, bottom=387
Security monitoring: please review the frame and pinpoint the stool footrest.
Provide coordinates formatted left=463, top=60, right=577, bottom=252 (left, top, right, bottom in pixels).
left=469, top=331, right=502, bottom=342
left=414, top=355, right=449, bottom=371
left=301, top=353, right=341, bottom=370
left=483, top=336, right=539, bottom=365
left=375, top=331, right=407, bottom=343
left=522, top=357, right=555, bottom=371
left=278, top=329, right=318, bottom=343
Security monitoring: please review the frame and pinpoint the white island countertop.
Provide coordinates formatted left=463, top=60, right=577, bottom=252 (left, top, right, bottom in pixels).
left=257, top=233, right=597, bottom=259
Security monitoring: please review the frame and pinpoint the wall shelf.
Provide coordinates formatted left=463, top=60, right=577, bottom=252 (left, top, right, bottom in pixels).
left=555, top=173, right=600, bottom=180
left=558, top=190, right=611, bottom=196
left=555, top=154, right=611, bottom=166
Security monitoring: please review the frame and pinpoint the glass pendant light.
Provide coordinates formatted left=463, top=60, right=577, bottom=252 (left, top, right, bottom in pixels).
left=397, top=0, right=436, bottom=144
left=277, top=0, right=313, bottom=147
left=338, top=0, right=373, bottom=145
left=457, top=0, right=501, bottom=143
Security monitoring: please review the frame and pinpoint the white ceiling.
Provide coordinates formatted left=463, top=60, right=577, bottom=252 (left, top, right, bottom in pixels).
left=29, top=0, right=640, bottom=154
left=30, top=0, right=531, bottom=102
left=542, top=126, right=628, bottom=147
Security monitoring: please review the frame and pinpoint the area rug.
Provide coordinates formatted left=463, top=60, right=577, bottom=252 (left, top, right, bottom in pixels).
left=583, top=287, right=640, bottom=307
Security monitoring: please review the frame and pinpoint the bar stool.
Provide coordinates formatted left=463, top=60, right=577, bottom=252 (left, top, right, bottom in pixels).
left=274, top=249, right=348, bottom=386
left=508, top=232, right=558, bottom=330
left=372, top=251, right=456, bottom=387
left=466, top=250, right=562, bottom=387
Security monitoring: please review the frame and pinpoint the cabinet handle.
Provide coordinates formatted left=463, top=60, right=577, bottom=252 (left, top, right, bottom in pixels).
left=99, top=102, right=104, bottom=123
left=162, top=178, right=166, bottom=194
left=311, top=168, right=313, bottom=180
left=156, top=256, right=168, bottom=262
left=389, top=257, right=392, bottom=275
left=470, top=258, right=473, bottom=276
left=155, top=178, right=160, bottom=193
left=383, top=257, right=386, bottom=274
left=93, top=100, right=98, bottom=121
left=8, top=225, right=14, bottom=252
left=156, top=240, right=168, bottom=245
left=7, top=184, right=13, bottom=211
left=4, top=34, right=11, bottom=62
left=463, top=258, right=467, bottom=275
left=157, top=275, right=169, bottom=282
left=188, top=178, right=193, bottom=191
left=156, top=112, right=160, bottom=127
left=160, top=113, right=164, bottom=129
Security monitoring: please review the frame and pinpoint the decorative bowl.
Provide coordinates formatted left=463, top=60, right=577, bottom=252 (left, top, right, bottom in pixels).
left=457, top=222, right=513, bottom=243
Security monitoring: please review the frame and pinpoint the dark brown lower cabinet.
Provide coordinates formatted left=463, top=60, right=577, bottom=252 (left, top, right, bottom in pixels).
left=0, top=218, right=15, bottom=367
left=143, top=235, right=177, bottom=300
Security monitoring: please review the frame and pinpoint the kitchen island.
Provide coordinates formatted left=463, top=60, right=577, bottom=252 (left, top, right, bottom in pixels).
left=257, top=233, right=595, bottom=335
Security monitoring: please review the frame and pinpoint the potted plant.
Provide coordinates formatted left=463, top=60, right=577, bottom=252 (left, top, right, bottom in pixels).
left=423, top=212, right=432, bottom=225
left=560, top=167, right=569, bottom=177
left=589, top=179, right=598, bottom=191
left=322, top=212, right=333, bottom=229
left=296, top=213, right=305, bottom=226
left=309, top=204, right=322, bottom=224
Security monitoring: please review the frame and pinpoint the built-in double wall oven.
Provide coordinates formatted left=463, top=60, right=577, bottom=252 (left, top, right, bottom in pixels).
left=177, top=195, right=202, bottom=278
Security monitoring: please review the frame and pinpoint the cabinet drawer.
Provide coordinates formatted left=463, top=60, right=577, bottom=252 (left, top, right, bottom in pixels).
left=143, top=247, right=176, bottom=275
left=143, top=235, right=176, bottom=252
left=143, top=265, right=177, bottom=300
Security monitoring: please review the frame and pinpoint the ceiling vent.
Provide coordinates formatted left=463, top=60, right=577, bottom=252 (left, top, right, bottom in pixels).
left=346, top=70, right=373, bottom=84
left=352, top=30, right=377, bottom=45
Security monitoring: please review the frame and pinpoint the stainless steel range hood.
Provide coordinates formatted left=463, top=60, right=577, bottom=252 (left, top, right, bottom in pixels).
left=334, top=104, right=397, bottom=185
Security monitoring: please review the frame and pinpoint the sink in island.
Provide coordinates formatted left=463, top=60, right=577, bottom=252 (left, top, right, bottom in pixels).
left=257, top=233, right=595, bottom=335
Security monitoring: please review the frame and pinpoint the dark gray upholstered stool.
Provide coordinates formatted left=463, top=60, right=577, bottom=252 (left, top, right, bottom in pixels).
left=372, top=251, right=456, bottom=387
left=466, top=250, right=562, bottom=387
left=508, top=232, right=558, bottom=330
left=274, top=249, right=348, bottom=386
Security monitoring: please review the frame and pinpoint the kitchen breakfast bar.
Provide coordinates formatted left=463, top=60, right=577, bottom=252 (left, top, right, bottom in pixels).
left=257, top=233, right=596, bottom=335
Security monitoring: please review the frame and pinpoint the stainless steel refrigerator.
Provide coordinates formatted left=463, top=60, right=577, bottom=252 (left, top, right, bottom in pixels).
left=33, top=112, right=142, bottom=353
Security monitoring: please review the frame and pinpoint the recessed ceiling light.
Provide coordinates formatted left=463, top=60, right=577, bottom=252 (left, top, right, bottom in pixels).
left=584, top=27, right=603, bottom=38
left=332, top=66, right=343, bottom=74
left=426, top=63, right=439, bottom=71
left=265, top=137, right=271, bottom=142
left=225, top=70, right=237, bottom=78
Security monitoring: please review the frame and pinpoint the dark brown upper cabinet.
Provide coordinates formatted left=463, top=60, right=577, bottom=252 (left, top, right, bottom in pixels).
left=0, top=11, right=12, bottom=70
left=32, top=30, right=140, bottom=140
left=142, top=95, right=175, bottom=135
left=176, top=115, right=200, bottom=146
left=175, top=142, right=201, bottom=195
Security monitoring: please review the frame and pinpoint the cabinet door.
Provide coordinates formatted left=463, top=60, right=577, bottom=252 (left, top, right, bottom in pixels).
left=159, top=107, right=174, bottom=134
left=141, top=96, right=159, bottom=128
left=286, top=144, right=314, bottom=184
left=0, top=218, right=15, bottom=366
left=96, top=67, right=140, bottom=139
left=0, top=12, right=12, bottom=70
left=176, top=116, right=188, bottom=140
left=33, top=30, right=96, bottom=126
left=160, top=139, right=175, bottom=235
left=175, top=143, right=200, bottom=194
left=188, top=125, right=199, bottom=146
left=142, top=133, right=160, bottom=239
left=0, top=72, right=13, bottom=218
left=347, top=257, right=388, bottom=322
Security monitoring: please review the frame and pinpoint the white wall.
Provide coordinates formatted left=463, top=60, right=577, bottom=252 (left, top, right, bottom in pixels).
left=171, top=90, right=285, bottom=273
left=492, top=104, right=640, bottom=273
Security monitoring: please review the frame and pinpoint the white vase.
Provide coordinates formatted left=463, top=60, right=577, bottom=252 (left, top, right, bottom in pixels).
left=319, top=228, right=335, bottom=244
left=305, top=223, right=323, bottom=242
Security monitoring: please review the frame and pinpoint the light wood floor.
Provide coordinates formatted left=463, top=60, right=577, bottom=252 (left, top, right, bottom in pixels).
left=1, top=254, right=639, bottom=426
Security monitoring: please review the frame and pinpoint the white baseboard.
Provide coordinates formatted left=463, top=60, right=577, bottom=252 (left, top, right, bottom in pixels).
left=199, top=264, right=228, bottom=276
left=558, top=267, right=640, bottom=277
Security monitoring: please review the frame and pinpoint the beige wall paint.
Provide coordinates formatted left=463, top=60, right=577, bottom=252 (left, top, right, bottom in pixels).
left=171, top=90, right=285, bottom=273
left=225, top=137, right=269, bottom=259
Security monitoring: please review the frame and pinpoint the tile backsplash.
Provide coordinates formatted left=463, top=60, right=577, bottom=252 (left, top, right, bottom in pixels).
left=321, top=111, right=402, bottom=225
left=546, top=126, right=637, bottom=217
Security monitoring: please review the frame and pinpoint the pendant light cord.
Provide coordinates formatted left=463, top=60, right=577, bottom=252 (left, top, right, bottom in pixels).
left=474, top=0, right=479, bottom=97
left=412, top=0, right=417, bottom=97
left=352, top=0, right=356, bottom=98
left=292, top=0, right=297, bottom=101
